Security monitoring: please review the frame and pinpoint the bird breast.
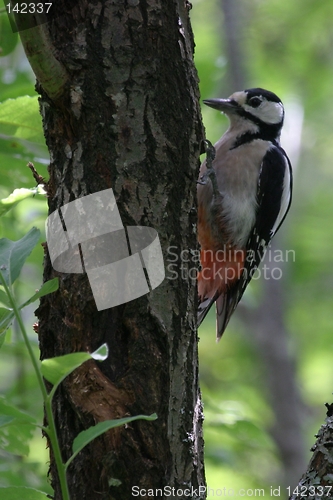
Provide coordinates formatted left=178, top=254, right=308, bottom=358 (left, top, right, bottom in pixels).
left=198, top=136, right=271, bottom=249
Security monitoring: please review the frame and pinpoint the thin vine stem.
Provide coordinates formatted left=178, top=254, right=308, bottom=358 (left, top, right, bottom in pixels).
left=0, top=271, right=71, bottom=500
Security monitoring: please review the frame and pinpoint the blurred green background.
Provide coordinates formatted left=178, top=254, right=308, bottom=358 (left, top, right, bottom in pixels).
left=0, top=0, right=333, bottom=497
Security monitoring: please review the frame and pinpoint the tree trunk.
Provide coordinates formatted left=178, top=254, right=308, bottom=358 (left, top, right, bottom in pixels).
left=18, top=1, right=205, bottom=498
left=289, top=405, right=333, bottom=500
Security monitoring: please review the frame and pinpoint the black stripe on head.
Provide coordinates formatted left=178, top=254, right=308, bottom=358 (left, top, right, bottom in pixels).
left=245, top=88, right=282, bottom=104
left=236, top=110, right=283, bottom=140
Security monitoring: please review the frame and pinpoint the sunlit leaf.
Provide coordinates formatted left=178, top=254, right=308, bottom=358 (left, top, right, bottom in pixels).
left=41, top=352, right=91, bottom=386
left=0, top=486, right=49, bottom=499
left=0, top=186, right=46, bottom=217
left=0, top=138, right=48, bottom=191
left=0, top=227, right=40, bottom=285
left=71, top=414, right=157, bottom=462
left=41, top=343, right=109, bottom=387
left=0, top=96, right=45, bottom=144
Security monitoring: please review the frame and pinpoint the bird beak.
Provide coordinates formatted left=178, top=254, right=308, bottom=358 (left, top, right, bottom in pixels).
left=203, top=98, right=240, bottom=114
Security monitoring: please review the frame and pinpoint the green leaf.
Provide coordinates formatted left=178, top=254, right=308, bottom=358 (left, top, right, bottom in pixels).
left=70, top=414, right=157, bottom=463
left=0, top=306, right=14, bottom=334
left=0, top=415, right=15, bottom=428
left=0, top=397, right=37, bottom=455
left=0, top=487, right=49, bottom=500
left=0, top=227, right=40, bottom=285
left=0, top=12, right=19, bottom=57
left=0, top=396, right=37, bottom=424
left=0, top=329, right=7, bottom=349
left=0, top=288, right=11, bottom=307
left=0, top=280, right=58, bottom=338
left=0, top=96, right=45, bottom=144
left=0, top=280, right=59, bottom=338
left=19, top=278, right=59, bottom=309
left=41, top=352, right=91, bottom=386
left=0, top=135, right=47, bottom=164
left=0, top=137, right=48, bottom=191
left=41, top=343, right=109, bottom=387
left=0, top=186, right=46, bottom=217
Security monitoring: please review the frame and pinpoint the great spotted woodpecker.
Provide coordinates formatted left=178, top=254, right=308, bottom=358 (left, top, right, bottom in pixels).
left=197, top=88, right=293, bottom=339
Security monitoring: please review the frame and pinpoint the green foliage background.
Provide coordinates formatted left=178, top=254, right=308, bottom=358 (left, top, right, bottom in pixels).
left=0, top=0, right=333, bottom=496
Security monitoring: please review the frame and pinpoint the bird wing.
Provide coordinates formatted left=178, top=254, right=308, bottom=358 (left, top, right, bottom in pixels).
left=215, top=144, right=293, bottom=339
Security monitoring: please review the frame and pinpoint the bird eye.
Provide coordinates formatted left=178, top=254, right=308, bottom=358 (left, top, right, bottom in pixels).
left=249, top=97, right=262, bottom=108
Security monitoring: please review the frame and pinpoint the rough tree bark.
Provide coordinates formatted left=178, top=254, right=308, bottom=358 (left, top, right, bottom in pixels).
left=289, top=405, right=333, bottom=500
left=17, top=1, right=205, bottom=499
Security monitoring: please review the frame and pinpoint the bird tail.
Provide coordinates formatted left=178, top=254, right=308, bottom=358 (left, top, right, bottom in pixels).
left=197, top=247, right=246, bottom=338
left=215, top=294, right=228, bottom=341
left=198, top=290, right=234, bottom=341
left=215, top=290, right=240, bottom=340
left=197, top=291, right=219, bottom=328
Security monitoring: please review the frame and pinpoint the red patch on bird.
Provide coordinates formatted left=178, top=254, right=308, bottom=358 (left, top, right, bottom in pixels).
left=198, top=247, right=245, bottom=300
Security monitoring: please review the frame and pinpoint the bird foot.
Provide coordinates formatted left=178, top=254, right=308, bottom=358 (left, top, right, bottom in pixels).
left=197, top=140, right=220, bottom=198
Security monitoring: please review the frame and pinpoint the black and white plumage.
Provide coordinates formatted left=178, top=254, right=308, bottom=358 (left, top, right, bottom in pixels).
left=197, top=88, right=293, bottom=339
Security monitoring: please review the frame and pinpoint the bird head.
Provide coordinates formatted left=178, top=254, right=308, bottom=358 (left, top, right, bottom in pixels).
left=204, top=88, right=285, bottom=140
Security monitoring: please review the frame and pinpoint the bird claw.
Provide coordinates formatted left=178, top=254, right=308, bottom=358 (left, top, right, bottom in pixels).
left=197, top=140, right=220, bottom=198
left=204, top=139, right=216, bottom=165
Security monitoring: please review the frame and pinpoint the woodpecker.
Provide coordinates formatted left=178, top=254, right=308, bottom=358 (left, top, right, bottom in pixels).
left=197, top=88, right=292, bottom=340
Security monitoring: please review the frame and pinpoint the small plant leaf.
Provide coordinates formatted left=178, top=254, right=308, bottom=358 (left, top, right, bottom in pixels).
left=0, top=486, right=49, bottom=499
left=71, top=414, right=157, bottom=463
left=20, top=278, right=59, bottom=309
left=41, top=343, right=109, bottom=387
left=0, top=289, right=11, bottom=307
left=0, top=187, right=45, bottom=218
left=0, top=12, right=19, bottom=57
left=0, top=307, right=14, bottom=335
left=0, top=415, right=15, bottom=428
left=41, top=352, right=92, bottom=386
left=0, top=330, right=7, bottom=349
left=0, top=397, right=37, bottom=424
left=0, top=96, right=45, bottom=145
left=0, top=397, right=37, bottom=455
left=0, top=228, right=40, bottom=285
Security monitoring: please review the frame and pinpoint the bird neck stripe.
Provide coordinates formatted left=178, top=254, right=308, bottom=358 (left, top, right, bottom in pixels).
left=231, top=132, right=280, bottom=150
left=236, top=109, right=283, bottom=138
left=240, top=108, right=282, bottom=128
